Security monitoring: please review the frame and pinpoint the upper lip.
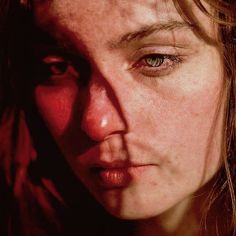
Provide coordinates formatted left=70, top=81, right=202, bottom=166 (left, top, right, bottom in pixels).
left=78, top=152, right=157, bottom=171
left=77, top=135, right=158, bottom=170
left=77, top=146, right=154, bottom=170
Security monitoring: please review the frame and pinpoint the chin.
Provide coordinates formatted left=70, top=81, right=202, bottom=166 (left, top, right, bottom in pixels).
left=94, top=190, right=166, bottom=220
left=102, top=204, right=156, bottom=220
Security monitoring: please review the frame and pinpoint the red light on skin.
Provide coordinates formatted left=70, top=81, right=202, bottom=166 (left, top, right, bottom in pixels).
left=35, top=85, right=78, bottom=136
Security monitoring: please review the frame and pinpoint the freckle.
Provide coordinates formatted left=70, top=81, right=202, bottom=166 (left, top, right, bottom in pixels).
left=150, top=181, right=158, bottom=187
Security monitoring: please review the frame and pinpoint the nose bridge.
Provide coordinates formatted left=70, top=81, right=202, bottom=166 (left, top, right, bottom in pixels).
left=81, top=75, right=126, bottom=141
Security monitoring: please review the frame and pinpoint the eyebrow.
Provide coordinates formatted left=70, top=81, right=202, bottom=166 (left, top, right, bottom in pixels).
left=108, top=20, right=195, bottom=49
left=35, top=20, right=195, bottom=57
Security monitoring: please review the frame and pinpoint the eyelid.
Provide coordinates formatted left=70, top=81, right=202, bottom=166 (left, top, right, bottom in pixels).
left=136, top=55, right=182, bottom=77
left=128, top=45, right=186, bottom=79
left=37, top=54, right=79, bottom=84
left=42, top=55, right=68, bottom=64
left=38, top=53, right=92, bottom=87
left=129, top=45, right=183, bottom=62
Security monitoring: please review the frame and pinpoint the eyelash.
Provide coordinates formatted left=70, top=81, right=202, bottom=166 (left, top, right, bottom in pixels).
left=133, top=53, right=182, bottom=77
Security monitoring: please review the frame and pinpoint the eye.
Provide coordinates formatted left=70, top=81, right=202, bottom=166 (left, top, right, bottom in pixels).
left=133, top=53, right=182, bottom=77
left=40, top=56, right=79, bottom=84
left=47, top=61, right=69, bottom=75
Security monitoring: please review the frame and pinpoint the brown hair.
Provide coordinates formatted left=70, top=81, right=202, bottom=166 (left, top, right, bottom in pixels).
left=173, top=1, right=236, bottom=235
left=0, top=0, right=236, bottom=235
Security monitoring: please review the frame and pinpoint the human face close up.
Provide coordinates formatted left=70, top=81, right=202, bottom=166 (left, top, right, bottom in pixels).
left=33, top=0, right=225, bottom=221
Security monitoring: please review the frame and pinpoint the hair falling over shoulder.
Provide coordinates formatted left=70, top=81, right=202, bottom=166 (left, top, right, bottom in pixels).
left=0, top=0, right=236, bottom=235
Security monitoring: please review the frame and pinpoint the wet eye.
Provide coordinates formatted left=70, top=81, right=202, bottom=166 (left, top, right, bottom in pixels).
left=144, top=55, right=164, bottom=67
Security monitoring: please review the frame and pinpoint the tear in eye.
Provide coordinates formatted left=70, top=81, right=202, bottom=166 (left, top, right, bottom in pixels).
left=144, top=55, right=164, bottom=67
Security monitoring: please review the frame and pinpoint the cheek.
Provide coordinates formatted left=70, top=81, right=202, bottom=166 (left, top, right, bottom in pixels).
left=136, top=47, right=224, bottom=136
left=124, top=49, right=224, bottom=175
left=34, top=85, right=78, bottom=136
left=129, top=78, right=223, bottom=137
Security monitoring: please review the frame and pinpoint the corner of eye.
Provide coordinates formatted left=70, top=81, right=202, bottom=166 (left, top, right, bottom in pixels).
left=123, top=62, right=133, bottom=71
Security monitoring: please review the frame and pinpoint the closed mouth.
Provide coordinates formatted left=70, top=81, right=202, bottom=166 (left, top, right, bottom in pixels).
left=89, top=164, right=157, bottom=189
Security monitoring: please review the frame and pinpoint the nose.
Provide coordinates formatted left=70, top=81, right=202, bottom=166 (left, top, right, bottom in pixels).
left=81, top=78, right=126, bottom=141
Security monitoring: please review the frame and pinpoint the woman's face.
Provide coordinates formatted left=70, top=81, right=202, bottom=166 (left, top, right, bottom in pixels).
left=33, top=0, right=225, bottom=220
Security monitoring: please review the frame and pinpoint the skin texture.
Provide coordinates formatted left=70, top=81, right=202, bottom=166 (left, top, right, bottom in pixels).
left=32, top=0, right=225, bottom=234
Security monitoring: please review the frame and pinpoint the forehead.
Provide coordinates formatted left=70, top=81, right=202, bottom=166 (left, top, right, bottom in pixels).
left=33, top=0, right=215, bottom=53
left=34, top=0, right=182, bottom=24
left=33, top=0, right=178, bottom=36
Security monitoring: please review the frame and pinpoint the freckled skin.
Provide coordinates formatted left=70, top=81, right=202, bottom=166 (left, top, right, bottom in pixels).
left=33, top=0, right=225, bottom=233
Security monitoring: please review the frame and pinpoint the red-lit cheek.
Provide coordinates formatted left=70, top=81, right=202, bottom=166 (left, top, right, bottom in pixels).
left=35, top=85, right=78, bottom=136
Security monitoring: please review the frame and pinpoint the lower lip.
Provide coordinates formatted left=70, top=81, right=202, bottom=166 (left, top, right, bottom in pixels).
left=93, top=166, right=151, bottom=189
